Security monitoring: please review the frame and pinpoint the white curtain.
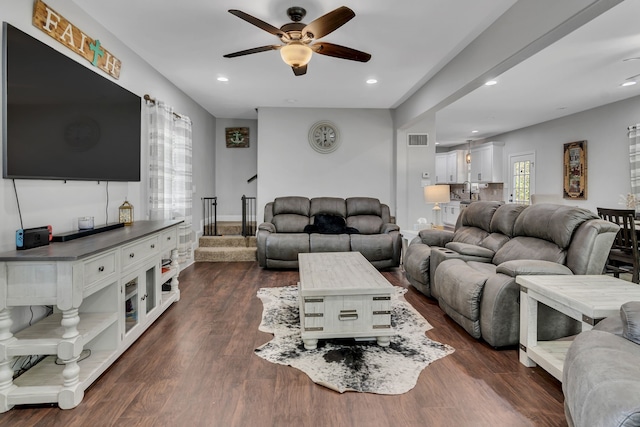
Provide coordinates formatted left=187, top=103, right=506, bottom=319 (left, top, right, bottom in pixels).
left=147, top=99, right=193, bottom=263
left=629, top=124, right=640, bottom=206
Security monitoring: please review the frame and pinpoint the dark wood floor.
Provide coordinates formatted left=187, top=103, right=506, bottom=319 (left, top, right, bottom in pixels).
left=0, top=262, right=568, bottom=427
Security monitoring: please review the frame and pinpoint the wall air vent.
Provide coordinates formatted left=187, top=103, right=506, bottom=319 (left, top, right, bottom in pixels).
left=407, top=133, right=429, bottom=147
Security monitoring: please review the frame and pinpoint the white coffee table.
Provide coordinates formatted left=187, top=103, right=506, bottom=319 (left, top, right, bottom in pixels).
left=298, top=252, right=395, bottom=350
left=517, top=274, right=640, bottom=381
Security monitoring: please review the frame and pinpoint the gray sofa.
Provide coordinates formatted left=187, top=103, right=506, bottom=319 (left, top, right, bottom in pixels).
left=257, top=196, right=401, bottom=269
left=404, top=201, right=619, bottom=347
left=563, top=301, right=640, bottom=427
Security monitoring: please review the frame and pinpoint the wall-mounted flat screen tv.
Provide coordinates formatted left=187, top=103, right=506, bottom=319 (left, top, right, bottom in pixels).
left=2, top=22, right=141, bottom=181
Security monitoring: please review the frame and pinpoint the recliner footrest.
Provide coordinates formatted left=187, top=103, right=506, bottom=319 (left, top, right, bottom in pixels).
left=435, top=259, right=490, bottom=338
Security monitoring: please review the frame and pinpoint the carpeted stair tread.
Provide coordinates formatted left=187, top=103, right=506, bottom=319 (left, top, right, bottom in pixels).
left=199, top=235, right=255, bottom=248
left=213, top=221, right=257, bottom=236
left=198, top=221, right=257, bottom=262
left=195, top=247, right=257, bottom=262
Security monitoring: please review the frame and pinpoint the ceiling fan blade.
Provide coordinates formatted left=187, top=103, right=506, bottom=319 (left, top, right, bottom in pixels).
left=223, top=45, right=280, bottom=58
left=302, top=6, right=355, bottom=40
left=292, top=65, right=308, bottom=76
left=312, top=42, right=371, bottom=62
left=228, top=10, right=285, bottom=37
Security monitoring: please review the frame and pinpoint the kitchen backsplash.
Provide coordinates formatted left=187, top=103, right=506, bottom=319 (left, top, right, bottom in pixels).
left=449, top=182, right=504, bottom=202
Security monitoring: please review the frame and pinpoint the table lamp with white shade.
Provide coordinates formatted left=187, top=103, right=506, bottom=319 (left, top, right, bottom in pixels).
left=424, top=184, right=451, bottom=229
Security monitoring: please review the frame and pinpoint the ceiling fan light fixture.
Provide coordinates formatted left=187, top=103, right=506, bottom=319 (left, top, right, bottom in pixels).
left=280, top=42, right=312, bottom=67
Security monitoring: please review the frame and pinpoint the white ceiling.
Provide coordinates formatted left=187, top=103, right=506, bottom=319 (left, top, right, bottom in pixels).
left=71, top=0, right=640, bottom=145
left=436, top=0, right=640, bottom=145
left=71, top=0, right=517, bottom=118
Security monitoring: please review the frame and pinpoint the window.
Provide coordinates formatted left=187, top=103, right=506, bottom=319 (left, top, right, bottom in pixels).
left=509, top=152, right=535, bottom=204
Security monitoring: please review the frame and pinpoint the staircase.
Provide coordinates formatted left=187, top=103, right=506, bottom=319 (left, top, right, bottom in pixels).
left=194, top=221, right=257, bottom=262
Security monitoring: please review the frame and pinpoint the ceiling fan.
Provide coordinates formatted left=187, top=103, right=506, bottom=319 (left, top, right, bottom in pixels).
left=223, top=6, right=371, bottom=76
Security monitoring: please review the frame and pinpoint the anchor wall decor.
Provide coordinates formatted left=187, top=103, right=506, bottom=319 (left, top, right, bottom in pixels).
left=226, top=127, right=250, bottom=148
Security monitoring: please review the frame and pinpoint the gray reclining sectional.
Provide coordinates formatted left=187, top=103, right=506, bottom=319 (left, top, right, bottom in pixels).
left=404, top=201, right=619, bottom=347
left=563, top=301, right=640, bottom=427
left=257, top=196, right=401, bottom=269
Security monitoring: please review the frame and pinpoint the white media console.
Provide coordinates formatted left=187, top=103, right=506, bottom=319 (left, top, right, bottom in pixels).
left=0, top=220, right=182, bottom=411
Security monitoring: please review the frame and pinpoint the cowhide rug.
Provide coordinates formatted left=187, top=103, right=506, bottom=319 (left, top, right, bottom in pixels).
left=255, top=285, right=454, bottom=395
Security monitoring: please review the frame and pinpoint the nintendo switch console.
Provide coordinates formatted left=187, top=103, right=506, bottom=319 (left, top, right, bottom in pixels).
left=16, top=226, right=51, bottom=250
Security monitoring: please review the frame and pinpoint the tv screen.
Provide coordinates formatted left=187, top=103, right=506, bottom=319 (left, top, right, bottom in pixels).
left=2, top=22, right=141, bottom=181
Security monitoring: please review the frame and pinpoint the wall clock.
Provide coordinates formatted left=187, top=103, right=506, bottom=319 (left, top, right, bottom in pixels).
left=308, top=121, right=340, bottom=154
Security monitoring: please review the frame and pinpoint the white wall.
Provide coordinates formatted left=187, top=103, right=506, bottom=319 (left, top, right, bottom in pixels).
left=0, top=0, right=216, bottom=332
left=257, top=107, right=394, bottom=223
left=395, top=114, right=437, bottom=229
left=0, top=0, right=216, bottom=255
left=490, top=94, right=639, bottom=212
left=215, top=118, right=257, bottom=221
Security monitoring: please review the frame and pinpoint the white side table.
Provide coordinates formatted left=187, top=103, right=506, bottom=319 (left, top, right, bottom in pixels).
left=400, top=229, right=421, bottom=267
left=517, top=274, right=640, bottom=381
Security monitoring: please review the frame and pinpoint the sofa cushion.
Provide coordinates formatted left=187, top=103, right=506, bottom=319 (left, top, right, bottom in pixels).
left=310, top=234, right=351, bottom=253
left=346, top=197, right=382, bottom=216
left=621, top=301, right=640, bottom=345
left=272, top=214, right=311, bottom=233
left=493, top=236, right=565, bottom=265
left=265, top=233, right=310, bottom=261
left=272, top=196, right=310, bottom=216
left=344, top=197, right=384, bottom=234
left=347, top=215, right=383, bottom=234
left=271, top=197, right=311, bottom=233
left=452, top=226, right=490, bottom=246
left=350, top=234, right=393, bottom=261
left=479, top=233, right=511, bottom=252
left=490, top=204, right=526, bottom=237
left=310, top=197, right=347, bottom=218
left=496, top=259, right=573, bottom=276
left=445, top=242, right=494, bottom=258
left=459, top=201, right=501, bottom=231
left=513, top=204, right=597, bottom=249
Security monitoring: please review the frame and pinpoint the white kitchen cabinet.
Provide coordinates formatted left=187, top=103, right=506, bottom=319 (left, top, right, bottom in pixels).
left=435, top=153, right=448, bottom=184
left=442, top=201, right=461, bottom=226
left=470, top=142, right=504, bottom=183
left=0, top=220, right=181, bottom=412
left=435, top=150, right=467, bottom=184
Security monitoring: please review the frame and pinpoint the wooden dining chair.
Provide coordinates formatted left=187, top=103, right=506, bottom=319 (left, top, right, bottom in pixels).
left=597, top=207, right=640, bottom=283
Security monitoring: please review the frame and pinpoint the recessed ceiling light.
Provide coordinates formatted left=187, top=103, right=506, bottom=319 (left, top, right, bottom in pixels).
left=366, top=79, right=378, bottom=84
left=622, top=81, right=637, bottom=87
left=485, top=80, right=498, bottom=86
left=217, top=76, right=229, bottom=82
left=471, top=130, right=479, bottom=134
left=435, top=141, right=440, bottom=145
